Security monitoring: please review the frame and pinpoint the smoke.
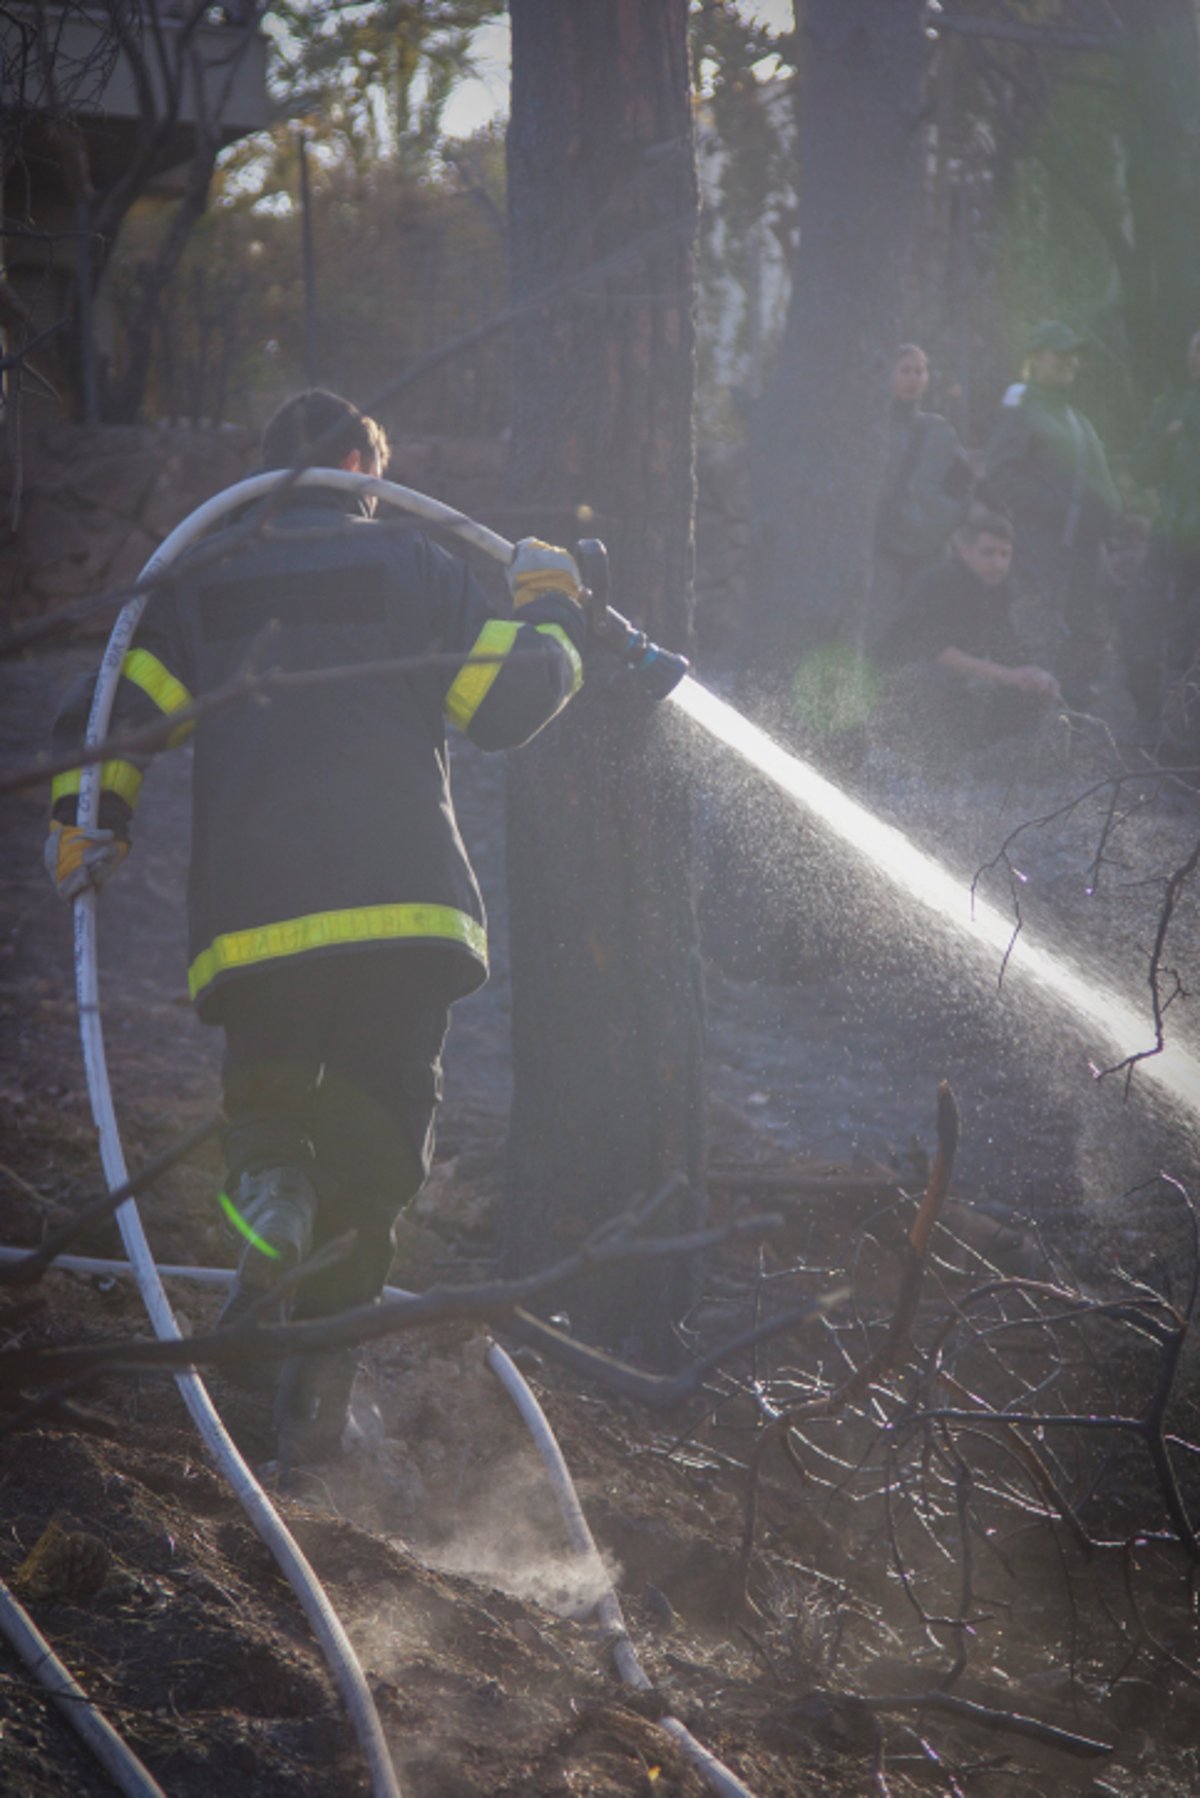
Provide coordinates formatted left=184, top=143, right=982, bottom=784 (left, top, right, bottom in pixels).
left=423, top=1446, right=615, bottom=1619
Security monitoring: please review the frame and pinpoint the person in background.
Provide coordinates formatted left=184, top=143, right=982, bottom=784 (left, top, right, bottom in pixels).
left=982, top=321, right=1121, bottom=710
left=1126, top=328, right=1200, bottom=755
left=870, top=343, right=973, bottom=643
left=877, top=507, right=1061, bottom=766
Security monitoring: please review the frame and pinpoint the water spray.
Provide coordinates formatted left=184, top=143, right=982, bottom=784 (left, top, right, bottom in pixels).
left=668, top=679, right=1200, bottom=1125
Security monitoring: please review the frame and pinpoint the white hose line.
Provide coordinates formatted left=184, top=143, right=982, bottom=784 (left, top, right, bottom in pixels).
left=486, top=1343, right=760, bottom=1798
left=2, top=1245, right=760, bottom=1798
left=69, top=468, right=510, bottom=1798
left=0, top=1248, right=235, bottom=1285
left=0, top=1575, right=166, bottom=1798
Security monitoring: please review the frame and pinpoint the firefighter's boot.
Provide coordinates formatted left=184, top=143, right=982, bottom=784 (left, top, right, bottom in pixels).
left=274, top=1347, right=360, bottom=1477
left=217, top=1164, right=318, bottom=1334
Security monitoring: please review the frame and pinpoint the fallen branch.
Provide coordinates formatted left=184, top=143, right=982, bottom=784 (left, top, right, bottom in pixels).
left=1, top=646, right=529, bottom=799
left=859, top=1688, right=1112, bottom=1759
left=0, top=1184, right=813, bottom=1414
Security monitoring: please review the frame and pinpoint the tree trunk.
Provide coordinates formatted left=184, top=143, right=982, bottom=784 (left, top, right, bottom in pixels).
left=1115, top=0, right=1200, bottom=399
left=502, top=0, right=704, bottom=1363
left=743, top=0, right=929, bottom=683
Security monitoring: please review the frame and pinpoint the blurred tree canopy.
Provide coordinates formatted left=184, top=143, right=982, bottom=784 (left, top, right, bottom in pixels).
left=66, top=0, right=508, bottom=429
left=12, top=0, right=1198, bottom=452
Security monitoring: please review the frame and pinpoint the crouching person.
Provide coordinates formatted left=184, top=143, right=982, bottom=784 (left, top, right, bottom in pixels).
left=46, top=389, right=587, bottom=1476
left=873, top=507, right=1061, bottom=768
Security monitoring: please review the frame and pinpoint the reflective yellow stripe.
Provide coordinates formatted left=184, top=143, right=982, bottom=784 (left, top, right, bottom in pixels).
left=50, top=760, right=143, bottom=809
left=188, top=903, right=488, bottom=1002
left=122, top=648, right=193, bottom=716
left=536, top=622, right=584, bottom=694
left=444, top=620, right=520, bottom=731
left=122, top=648, right=196, bottom=745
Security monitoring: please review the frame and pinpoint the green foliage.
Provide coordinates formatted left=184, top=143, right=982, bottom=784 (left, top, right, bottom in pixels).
left=266, top=0, right=502, bottom=169
left=689, top=2, right=798, bottom=429
left=106, top=2, right=510, bottom=429
left=112, top=120, right=509, bottom=431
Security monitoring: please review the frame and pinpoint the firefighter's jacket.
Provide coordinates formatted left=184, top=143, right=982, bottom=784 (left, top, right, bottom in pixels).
left=51, top=492, right=585, bottom=1019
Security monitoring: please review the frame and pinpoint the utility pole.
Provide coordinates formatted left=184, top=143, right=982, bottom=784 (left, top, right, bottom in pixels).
left=297, top=127, right=318, bottom=386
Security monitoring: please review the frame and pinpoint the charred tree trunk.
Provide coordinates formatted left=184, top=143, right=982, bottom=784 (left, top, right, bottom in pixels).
left=1115, top=0, right=1200, bottom=397
left=502, top=0, right=704, bottom=1363
left=743, top=0, right=929, bottom=687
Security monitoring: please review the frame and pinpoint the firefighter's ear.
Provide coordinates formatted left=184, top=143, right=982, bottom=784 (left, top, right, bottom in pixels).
left=339, top=449, right=363, bottom=473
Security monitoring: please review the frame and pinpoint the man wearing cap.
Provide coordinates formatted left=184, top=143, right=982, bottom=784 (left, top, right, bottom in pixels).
left=983, top=322, right=1121, bottom=708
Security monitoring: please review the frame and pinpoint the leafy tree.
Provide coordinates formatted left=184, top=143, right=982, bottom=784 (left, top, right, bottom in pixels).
left=690, top=1, right=796, bottom=427
left=910, top=2, right=1200, bottom=435
left=2, top=0, right=266, bottom=422
left=2, top=0, right=506, bottom=423
left=265, top=0, right=499, bottom=171
left=114, top=119, right=510, bottom=431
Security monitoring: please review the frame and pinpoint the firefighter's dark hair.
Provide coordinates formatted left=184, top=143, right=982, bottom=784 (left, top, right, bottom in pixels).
left=261, top=390, right=390, bottom=473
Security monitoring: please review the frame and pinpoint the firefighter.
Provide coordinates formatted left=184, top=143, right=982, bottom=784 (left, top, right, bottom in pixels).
left=46, top=389, right=587, bottom=1472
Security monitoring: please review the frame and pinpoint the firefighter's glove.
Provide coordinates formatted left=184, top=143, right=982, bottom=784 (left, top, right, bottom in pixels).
left=507, top=539, right=582, bottom=608
left=45, top=821, right=128, bottom=902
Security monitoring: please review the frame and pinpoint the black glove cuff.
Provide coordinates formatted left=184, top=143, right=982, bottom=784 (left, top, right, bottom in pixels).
left=517, top=590, right=589, bottom=656
left=51, top=792, right=132, bottom=842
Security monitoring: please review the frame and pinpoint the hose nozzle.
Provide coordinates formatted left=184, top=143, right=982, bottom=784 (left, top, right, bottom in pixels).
left=575, top=538, right=690, bottom=701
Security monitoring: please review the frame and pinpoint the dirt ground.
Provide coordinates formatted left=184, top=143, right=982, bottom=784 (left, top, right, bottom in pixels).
left=3, top=638, right=1200, bottom=1796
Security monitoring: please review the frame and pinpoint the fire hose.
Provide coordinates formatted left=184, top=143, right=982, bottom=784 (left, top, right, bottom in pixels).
left=41, top=468, right=749, bottom=1795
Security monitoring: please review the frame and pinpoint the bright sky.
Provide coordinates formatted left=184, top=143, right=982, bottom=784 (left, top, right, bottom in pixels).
left=440, top=2, right=795, bottom=141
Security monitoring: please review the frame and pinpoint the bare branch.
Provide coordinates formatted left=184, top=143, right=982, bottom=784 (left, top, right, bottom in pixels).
left=928, top=10, right=1123, bottom=55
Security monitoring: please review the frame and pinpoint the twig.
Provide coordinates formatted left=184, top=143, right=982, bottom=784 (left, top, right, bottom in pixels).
left=858, top=1688, right=1112, bottom=1759
left=0, top=1115, right=220, bottom=1287
left=737, top=1085, right=959, bottom=1600
left=0, top=1199, right=814, bottom=1409
left=1, top=646, right=530, bottom=799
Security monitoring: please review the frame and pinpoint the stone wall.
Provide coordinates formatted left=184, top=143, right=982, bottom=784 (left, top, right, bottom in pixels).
left=0, top=422, right=258, bottom=627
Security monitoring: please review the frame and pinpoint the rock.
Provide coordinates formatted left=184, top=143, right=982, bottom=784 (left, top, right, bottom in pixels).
left=14, top=1518, right=112, bottom=1601
left=64, top=451, right=161, bottom=520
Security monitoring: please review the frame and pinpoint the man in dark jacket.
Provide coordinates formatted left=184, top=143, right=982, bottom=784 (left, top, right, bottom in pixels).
left=870, top=343, right=972, bottom=638
left=46, top=390, right=587, bottom=1468
left=878, top=508, right=1061, bottom=763
left=983, top=321, right=1121, bottom=708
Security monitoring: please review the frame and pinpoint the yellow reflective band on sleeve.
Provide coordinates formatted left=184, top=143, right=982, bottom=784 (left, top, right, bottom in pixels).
left=121, top=648, right=196, bottom=744
left=535, top=622, right=584, bottom=694
left=188, top=903, right=488, bottom=1002
left=444, top=619, right=520, bottom=731
left=50, top=760, right=143, bottom=809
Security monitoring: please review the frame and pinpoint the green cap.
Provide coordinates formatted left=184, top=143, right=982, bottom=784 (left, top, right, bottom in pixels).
left=1026, top=320, right=1086, bottom=354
